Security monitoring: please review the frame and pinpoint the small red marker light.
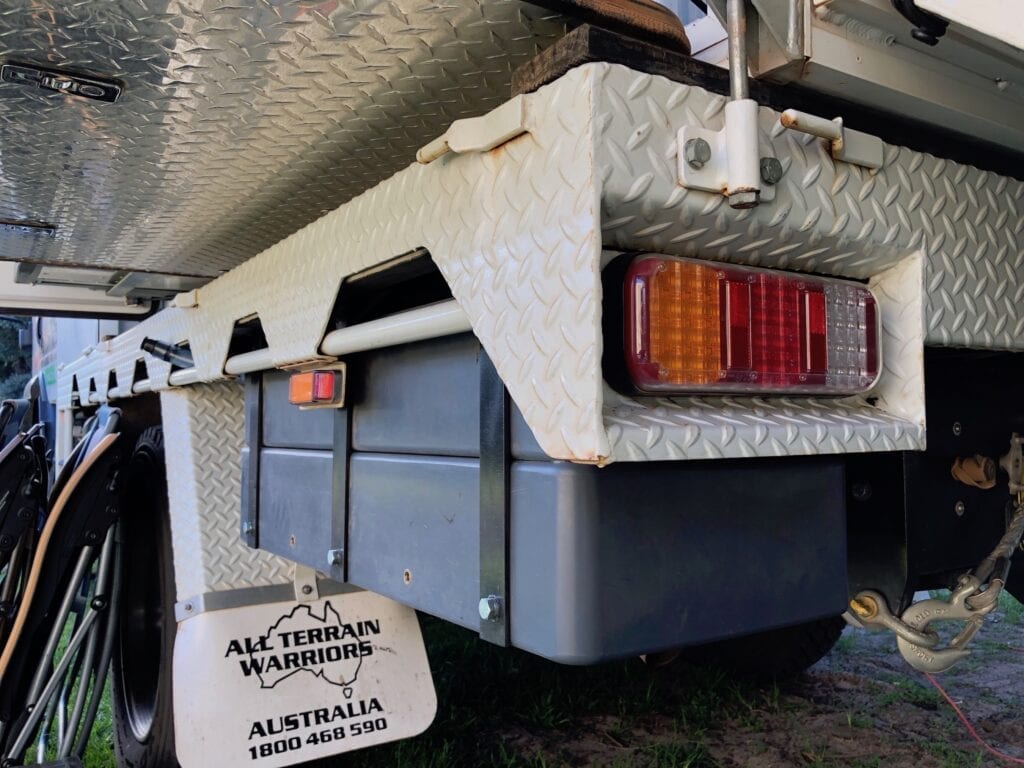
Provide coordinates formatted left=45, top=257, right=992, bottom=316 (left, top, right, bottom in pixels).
left=288, top=371, right=342, bottom=407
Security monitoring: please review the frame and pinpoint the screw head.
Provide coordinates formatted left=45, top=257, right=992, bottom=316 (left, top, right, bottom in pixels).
left=242, top=521, right=255, bottom=536
left=952, top=422, right=963, bottom=436
left=301, top=584, right=313, bottom=595
left=760, top=157, right=784, bottom=185
left=478, top=595, right=503, bottom=621
left=0, top=535, right=12, bottom=548
left=955, top=500, right=966, bottom=516
left=184, top=602, right=194, bottom=612
left=684, top=138, right=712, bottom=170
left=851, top=482, right=872, bottom=502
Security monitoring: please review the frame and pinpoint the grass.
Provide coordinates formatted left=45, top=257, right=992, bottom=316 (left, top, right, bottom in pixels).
left=76, top=590, right=1024, bottom=766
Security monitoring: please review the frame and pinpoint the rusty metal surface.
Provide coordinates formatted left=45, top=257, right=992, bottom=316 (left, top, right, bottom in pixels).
left=0, top=0, right=567, bottom=277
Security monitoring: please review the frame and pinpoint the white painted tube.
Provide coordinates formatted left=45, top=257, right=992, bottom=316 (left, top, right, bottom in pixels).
left=320, top=300, right=472, bottom=357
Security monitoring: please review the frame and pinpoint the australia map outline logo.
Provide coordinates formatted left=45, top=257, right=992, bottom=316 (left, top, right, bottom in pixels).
left=227, top=601, right=381, bottom=693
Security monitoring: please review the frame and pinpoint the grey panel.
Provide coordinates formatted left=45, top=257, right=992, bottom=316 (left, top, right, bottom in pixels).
left=353, top=335, right=480, bottom=456
left=258, top=448, right=335, bottom=566
left=509, top=458, right=847, bottom=664
left=262, top=371, right=335, bottom=450
left=0, top=2, right=567, bottom=277
left=348, top=454, right=480, bottom=629
left=353, top=333, right=547, bottom=459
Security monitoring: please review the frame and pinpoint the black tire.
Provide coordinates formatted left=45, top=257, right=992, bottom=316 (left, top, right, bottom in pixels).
left=112, top=426, right=179, bottom=768
left=691, top=616, right=846, bottom=681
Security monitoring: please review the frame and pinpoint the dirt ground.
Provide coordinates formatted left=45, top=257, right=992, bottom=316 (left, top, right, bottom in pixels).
left=501, top=609, right=1024, bottom=768
left=347, top=597, right=1024, bottom=768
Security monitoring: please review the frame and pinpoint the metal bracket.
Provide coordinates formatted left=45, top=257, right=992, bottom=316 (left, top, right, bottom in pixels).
left=417, top=94, right=530, bottom=164
left=293, top=565, right=320, bottom=602
left=780, top=109, right=884, bottom=170
left=678, top=101, right=778, bottom=206
left=478, top=350, right=510, bottom=646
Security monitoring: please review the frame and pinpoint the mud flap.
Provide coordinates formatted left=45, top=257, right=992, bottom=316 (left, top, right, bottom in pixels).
left=173, top=589, right=436, bottom=767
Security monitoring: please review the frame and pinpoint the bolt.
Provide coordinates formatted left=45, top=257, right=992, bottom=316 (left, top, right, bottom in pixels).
left=327, top=548, right=343, bottom=567
left=849, top=595, right=878, bottom=620
left=91, top=597, right=107, bottom=611
left=106, top=505, right=118, bottom=518
left=952, top=422, right=962, bottom=436
left=84, top=530, right=99, bottom=543
left=403, top=569, right=412, bottom=585
left=301, top=584, right=313, bottom=596
left=955, top=500, right=966, bottom=516
left=851, top=483, right=873, bottom=502
left=17, top=508, right=32, bottom=521
left=184, top=602, right=194, bottom=612
left=0, top=535, right=12, bottom=548
left=760, top=157, right=784, bottom=185
left=729, top=190, right=759, bottom=209
left=242, top=520, right=255, bottom=536
left=684, top=138, right=711, bottom=170
left=478, top=595, right=503, bottom=622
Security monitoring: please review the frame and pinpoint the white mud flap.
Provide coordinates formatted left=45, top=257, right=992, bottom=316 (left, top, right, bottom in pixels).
left=173, top=590, right=436, bottom=768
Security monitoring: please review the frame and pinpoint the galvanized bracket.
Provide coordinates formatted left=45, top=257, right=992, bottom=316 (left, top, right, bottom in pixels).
left=478, top=350, right=511, bottom=646
left=240, top=374, right=261, bottom=550
left=293, top=564, right=320, bottom=602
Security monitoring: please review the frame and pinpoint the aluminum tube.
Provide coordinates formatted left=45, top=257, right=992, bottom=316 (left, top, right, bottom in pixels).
left=727, top=0, right=748, bottom=100
left=320, top=300, right=471, bottom=358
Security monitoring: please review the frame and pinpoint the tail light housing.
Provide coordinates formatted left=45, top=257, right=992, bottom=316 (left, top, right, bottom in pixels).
left=624, top=255, right=880, bottom=395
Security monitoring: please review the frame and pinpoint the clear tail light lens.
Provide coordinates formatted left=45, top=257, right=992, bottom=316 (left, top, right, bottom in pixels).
left=624, top=255, right=880, bottom=395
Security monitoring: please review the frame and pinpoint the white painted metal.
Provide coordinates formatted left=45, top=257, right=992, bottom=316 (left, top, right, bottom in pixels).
left=916, top=0, right=1024, bottom=53
left=60, top=63, right=1024, bottom=464
left=724, top=99, right=763, bottom=200
left=417, top=95, right=531, bottom=165
left=174, top=592, right=436, bottom=767
left=160, top=381, right=292, bottom=597
left=320, top=301, right=472, bottom=358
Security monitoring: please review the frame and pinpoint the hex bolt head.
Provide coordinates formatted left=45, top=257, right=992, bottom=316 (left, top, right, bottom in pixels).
left=955, top=500, right=966, bottom=516
left=327, top=548, right=343, bottom=567
left=241, top=521, right=255, bottom=536
left=478, top=595, right=503, bottom=621
left=760, top=157, right=784, bottom=185
left=684, top=138, right=712, bottom=170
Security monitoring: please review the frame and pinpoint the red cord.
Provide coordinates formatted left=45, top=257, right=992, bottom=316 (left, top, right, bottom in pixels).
left=923, top=672, right=1024, bottom=764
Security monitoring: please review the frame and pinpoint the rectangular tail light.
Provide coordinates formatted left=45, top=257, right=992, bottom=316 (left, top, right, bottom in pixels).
left=624, top=255, right=880, bottom=395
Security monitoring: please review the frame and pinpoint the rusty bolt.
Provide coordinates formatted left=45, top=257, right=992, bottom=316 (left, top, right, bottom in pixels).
left=760, top=157, right=784, bottom=185
left=849, top=595, right=878, bottom=620
left=684, top=138, right=712, bottom=170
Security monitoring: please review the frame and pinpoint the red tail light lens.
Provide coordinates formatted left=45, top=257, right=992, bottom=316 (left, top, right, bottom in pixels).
left=624, top=256, right=880, bottom=395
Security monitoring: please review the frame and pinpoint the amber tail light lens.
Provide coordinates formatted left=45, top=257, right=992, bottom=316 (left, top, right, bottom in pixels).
left=624, top=255, right=880, bottom=395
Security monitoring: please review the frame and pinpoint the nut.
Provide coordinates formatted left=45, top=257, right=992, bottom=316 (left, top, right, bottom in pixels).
left=760, top=157, right=784, bottom=185
left=684, top=138, right=712, bottom=170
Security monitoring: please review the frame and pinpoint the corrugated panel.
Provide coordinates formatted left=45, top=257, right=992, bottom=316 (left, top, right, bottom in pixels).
left=0, top=0, right=567, bottom=277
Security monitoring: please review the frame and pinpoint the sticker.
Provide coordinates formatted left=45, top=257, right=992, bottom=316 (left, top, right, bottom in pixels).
left=173, top=591, right=436, bottom=768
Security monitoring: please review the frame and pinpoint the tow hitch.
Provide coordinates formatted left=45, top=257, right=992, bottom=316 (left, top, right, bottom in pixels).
left=847, top=435, right=1024, bottom=673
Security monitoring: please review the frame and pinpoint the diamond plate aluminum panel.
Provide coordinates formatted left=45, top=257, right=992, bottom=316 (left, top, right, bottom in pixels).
left=61, top=63, right=1024, bottom=464
left=592, top=64, right=1024, bottom=349
left=0, top=0, right=567, bottom=277
left=63, top=65, right=606, bottom=462
left=160, top=381, right=293, bottom=596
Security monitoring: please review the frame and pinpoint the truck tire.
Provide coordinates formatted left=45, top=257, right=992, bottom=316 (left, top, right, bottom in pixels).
left=692, top=616, right=846, bottom=681
left=112, top=427, right=179, bottom=768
